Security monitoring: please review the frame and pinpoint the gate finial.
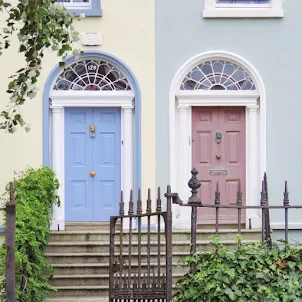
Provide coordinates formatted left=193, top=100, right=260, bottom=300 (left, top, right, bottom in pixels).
left=128, top=190, right=134, bottom=216
left=137, top=188, right=142, bottom=215
left=156, top=187, right=162, bottom=212
left=119, top=191, right=124, bottom=216
left=188, top=168, right=201, bottom=205
left=147, top=189, right=152, bottom=213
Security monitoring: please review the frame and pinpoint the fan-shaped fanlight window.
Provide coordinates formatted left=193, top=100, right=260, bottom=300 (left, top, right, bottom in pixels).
left=180, top=60, right=256, bottom=91
left=53, top=59, right=131, bottom=91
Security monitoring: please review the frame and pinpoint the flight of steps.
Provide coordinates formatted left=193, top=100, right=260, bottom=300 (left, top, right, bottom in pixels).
left=46, top=224, right=261, bottom=302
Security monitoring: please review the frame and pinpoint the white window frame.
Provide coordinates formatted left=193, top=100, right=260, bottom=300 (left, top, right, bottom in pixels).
left=55, top=0, right=91, bottom=10
left=203, top=0, right=283, bottom=18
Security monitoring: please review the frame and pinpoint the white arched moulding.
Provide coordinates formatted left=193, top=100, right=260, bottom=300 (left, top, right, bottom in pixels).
left=49, top=56, right=135, bottom=231
left=169, top=51, right=266, bottom=229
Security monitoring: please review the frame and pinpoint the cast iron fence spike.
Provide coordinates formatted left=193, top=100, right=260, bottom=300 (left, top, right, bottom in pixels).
left=119, top=191, right=124, bottom=216
left=147, top=188, right=152, bottom=213
left=156, top=187, right=162, bottom=212
left=215, top=181, right=220, bottom=205
left=137, top=188, right=142, bottom=215
left=264, top=172, right=268, bottom=202
left=128, top=189, right=134, bottom=216
left=260, top=180, right=266, bottom=206
left=283, top=180, right=289, bottom=206
left=236, top=180, right=242, bottom=206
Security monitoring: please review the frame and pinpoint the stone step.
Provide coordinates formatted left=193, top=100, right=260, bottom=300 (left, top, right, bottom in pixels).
left=49, top=286, right=107, bottom=298
left=65, top=222, right=119, bottom=231
left=48, top=298, right=109, bottom=302
left=46, top=239, right=257, bottom=254
left=50, top=273, right=183, bottom=287
left=49, top=284, right=180, bottom=299
left=49, top=229, right=261, bottom=242
left=47, top=229, right=261, bottom=299
left=51, top=262, right=188, bottom=275
left=46, top=251, right=189, bottom=264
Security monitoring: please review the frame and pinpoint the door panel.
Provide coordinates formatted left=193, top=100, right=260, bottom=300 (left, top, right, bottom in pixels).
left=192, top=107, right=246, bottom=225
left=192, top=108, right=218, bottom=222
left=65, top=108, right=93, bottom=221
left=93, top=108, right=121, bottom=221
left=65, top=107, right=121, bottom=222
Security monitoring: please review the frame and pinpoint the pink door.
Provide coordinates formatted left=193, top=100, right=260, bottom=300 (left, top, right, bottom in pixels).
left=192, top=107, right=246, bottom=225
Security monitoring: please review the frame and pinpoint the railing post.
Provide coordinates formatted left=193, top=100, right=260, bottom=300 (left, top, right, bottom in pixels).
left=6, top=182, right=16, bottom=302
left=283, top=181, right=289, bottom=243
left=187, top=168, right=201, bottom=273
left=215, top=182, right=220, bottom=237
left=166, top=185, right=173, bottom=302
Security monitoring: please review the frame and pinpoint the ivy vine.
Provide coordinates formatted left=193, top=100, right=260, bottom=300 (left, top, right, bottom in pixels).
left=174, top=236, right=302, bottom=302
left=0, top=0, right=82, bottom=133
left=0, top=166, right=60, bottom=301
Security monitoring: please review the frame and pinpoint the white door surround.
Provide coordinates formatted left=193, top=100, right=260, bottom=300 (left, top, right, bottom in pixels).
left=50, top=90, right=135, bottom=230
left=169, top=51, right=266, bottom=229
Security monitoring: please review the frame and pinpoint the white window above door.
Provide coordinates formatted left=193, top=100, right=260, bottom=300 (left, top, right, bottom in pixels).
left=203, top=0, right=283, bottom=18
left=55, top=0, right=102, bottom=16
left=55, top=0, right=90, bottom=10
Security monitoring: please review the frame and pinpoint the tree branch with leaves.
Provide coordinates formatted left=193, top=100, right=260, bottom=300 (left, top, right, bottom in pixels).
left=0, top=0, right=81, bottom=133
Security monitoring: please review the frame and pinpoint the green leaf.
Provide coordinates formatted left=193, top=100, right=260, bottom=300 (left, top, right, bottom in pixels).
left=287, top=261, right=296, bottom=270
left=225, top=288, right=237, bottom=301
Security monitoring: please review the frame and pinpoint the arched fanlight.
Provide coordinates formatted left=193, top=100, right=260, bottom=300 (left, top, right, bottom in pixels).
left=180, top=60, right=256, bottom=91
left=53, top=59, right=132, bottom=91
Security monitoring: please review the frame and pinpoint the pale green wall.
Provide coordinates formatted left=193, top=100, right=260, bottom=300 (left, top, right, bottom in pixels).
left=155, top=0, right=302, bottom=227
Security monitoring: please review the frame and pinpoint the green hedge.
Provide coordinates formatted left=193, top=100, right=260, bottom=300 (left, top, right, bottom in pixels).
left=0, top=166, right=60, bottom=302
left=174, top=236, right=302, bottom=302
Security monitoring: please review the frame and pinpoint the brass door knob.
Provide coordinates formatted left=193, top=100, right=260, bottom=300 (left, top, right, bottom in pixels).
left=90, top=170, right=96, bottom=177
left=216, top=155, right=221, bottom=160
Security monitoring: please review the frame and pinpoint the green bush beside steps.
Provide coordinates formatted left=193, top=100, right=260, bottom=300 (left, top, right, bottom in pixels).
left=0, top=167, right=60, bottom=302
left=174, top=236, right=302, bottom=302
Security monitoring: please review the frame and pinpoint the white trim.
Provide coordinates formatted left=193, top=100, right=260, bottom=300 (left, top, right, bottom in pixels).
left=50, top=91, right=135, bottom=108
left=50, top=92, right=134, bottom=231
left=271, top=223, right=302, bottom=230
left=176, top=90, right=259, bottom=106
left=203, top=0, right=284, bottom=18
left=169, top=51, right=266, bottom=229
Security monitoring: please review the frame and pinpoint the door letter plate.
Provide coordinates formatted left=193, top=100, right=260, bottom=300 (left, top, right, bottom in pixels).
left=210, top=169, right=227, bottom=176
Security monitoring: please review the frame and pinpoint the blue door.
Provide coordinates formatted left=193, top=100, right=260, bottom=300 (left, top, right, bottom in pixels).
left=65, top=107, right=121, bottom=222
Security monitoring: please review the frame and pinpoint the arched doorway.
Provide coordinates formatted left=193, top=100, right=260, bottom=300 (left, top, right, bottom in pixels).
left=169, top=51, right=266, bottom=229
left=43, top=51, right=141, bottom=230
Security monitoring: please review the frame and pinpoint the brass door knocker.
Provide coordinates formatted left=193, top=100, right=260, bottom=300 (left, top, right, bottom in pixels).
left=89, top=124, right=96, bottom=138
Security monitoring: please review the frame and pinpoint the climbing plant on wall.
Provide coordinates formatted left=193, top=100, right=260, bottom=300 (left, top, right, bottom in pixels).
left=0, top=0, right=81, bottom=133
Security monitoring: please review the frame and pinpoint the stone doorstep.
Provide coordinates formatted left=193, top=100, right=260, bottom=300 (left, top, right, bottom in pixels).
left=47, top=299, right=109, bottom=302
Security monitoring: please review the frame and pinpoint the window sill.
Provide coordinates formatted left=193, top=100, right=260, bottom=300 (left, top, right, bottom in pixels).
left=203, top=8, right=283, bottom=18
left=68, top=8, right=102, bottom=17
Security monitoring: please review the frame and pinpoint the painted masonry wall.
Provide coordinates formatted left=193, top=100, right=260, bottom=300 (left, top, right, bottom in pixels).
left=155, top=0, right=302, bottom=241
left=0, top=0, right=155, bottom=212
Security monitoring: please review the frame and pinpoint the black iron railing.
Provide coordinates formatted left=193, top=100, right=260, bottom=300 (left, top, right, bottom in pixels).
left=166, top=168, right=302, bottom=273
left=109, top=168, right=302, bottom=300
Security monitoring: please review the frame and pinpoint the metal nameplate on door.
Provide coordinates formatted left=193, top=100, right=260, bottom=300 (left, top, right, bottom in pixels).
left=210, top=169, right=228, bottom=176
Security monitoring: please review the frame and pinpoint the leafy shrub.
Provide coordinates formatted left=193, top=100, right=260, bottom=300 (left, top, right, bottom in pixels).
left=174, top=236, right=302, bottom=302
left=0, top=167, right=60, bottom=302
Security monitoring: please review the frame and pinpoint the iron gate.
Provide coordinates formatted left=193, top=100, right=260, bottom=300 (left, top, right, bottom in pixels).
left=109, top=188, right=173, bottom=302
left=109, top=169, right=302, bottom=301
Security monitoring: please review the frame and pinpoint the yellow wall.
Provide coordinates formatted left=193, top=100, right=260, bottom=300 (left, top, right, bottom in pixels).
left=0, top=0, right=155, bottom=202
